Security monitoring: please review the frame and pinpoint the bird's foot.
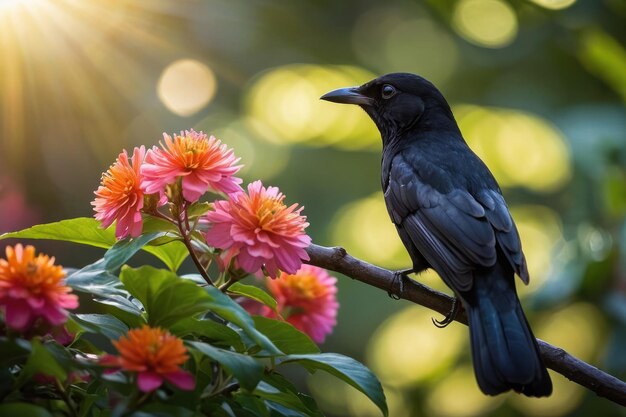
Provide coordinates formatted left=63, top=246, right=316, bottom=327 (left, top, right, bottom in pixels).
left=388, top=268, right=413, bottom=300
left=432, top=298, right=460, bottom=328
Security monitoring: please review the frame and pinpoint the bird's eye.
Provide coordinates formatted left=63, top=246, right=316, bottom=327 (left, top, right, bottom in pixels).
left=381, top=84, right=396, bottom=99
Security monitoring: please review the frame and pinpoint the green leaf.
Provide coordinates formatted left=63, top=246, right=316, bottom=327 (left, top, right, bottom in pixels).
left=120, top=266, right=212, bottom=328
left=0, top=217, right=188, bottom=271
left=189, top=341, right=264, bottom=391
left=15, top=341, right=67, bottom=388
left=233, top=393, right=271, bottom=417
left=0, top=337, right=31, bottom=365
left=130, top=404, right=196, bottom=417
left=145, top=240, right=189, bottom=272
left=102, top=232, right=165, bottom=271
left=171, top=318, right=244, bottom=351
left=73, top=314, right=129, bottom=340
left=0, top=217, right=114, bottom=247
left=66, top=259, right=142, bottom=316
left=0, top=403, right=53, bottom=417
left=228, top=283, right=277, bottom=312
left=204, top=287, right=281, bottom=355
left=187, top=201, right=212, bottom=218
left=254, top=373, right=323, bottom=417
left=279, top=353, right=387, bottom=417
left=252, top=317, right=319, bottom=355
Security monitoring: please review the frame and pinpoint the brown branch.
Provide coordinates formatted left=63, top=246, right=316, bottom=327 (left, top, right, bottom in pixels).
left=305, top=243, right=626, bottom=406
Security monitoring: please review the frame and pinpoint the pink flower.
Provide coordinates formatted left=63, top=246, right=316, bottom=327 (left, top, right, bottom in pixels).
left=204, top=180, right=311, bottom=277
left=92, top=147, right=146, bottom=239
left=0, top=245, right=78, bottom=332
left=260, top=265, right=338, bottom=343
left=141, top=130, right=242, bottom=203
left=100, top=325, right=194, bottom=393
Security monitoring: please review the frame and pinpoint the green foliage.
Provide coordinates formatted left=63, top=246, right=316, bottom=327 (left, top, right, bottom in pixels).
left=279, top=354, right=388, bottom=417
left=0, top=218, right=188, bottom=271
left=0, top=403, right=54, bottom=417
left=0, top=218, right=386, bottom=417
left=253, top=317, right=320, bottom=355
left=229, top=282, right=279, bottom=312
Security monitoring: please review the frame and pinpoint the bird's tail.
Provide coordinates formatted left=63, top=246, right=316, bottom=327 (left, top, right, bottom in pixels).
left=465, top=266, right=552, bottom=397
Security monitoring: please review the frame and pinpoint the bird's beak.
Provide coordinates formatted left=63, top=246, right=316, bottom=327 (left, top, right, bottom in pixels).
left=320, top=87, right=373, bottom=106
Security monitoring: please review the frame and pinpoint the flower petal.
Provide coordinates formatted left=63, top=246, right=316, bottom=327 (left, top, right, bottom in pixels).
left=137, top=371, right=164, bottom=392
left=4, top=298, right=33, bottom=331
left=164, top=369, right=196, bottom=391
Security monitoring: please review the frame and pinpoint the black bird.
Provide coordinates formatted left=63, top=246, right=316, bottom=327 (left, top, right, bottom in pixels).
left=321, top=73, right=552, bottom=397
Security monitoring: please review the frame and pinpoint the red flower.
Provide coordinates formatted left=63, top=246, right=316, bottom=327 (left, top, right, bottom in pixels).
left=0, top=244, right=78, bottom=332
left=101, top=325, right=194, bottom=392
left=141, top=130, right=242, bottom=203
left=261, top=265, right=338, bottom=343
left=204, top=180, right=311, bottom=277
left=92, top=147, right=147, bottom=239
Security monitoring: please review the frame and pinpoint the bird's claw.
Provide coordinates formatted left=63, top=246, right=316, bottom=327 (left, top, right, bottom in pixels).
left=432, top=297, right=460, bottom=328
left=388, top=268, right=413, bottom=300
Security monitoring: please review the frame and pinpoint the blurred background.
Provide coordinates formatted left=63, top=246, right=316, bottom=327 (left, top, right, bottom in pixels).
left=1, top=0, right=625, bottom=415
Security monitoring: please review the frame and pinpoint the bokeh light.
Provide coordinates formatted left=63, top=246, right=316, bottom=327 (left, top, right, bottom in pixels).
left=330, top=193, right=411, bottom=269
left=510, top=205, right=563, bottom=295
left=577, top=223, right=613, bottom=261
left=157, top=59, right=217, bottom=117
left=0, top=0, right=41, bottom=11
left=511, top=303, right=605, bottom=416
left=578, top=29, right=626, bottom=102
left=245, top=64, right=380, bottom=150
left=426, top=366, right=504, bottom=417
left=452, top=0, right=518, bottom=48
left=366, top=305, right=466, bottom=387
left=208, top=121, right=290, bottom=181
left=529, top=0, right=577, bottom=10
left=456, top=105, right=572, bottom=192
left=352, top=7, right=459, bottom=86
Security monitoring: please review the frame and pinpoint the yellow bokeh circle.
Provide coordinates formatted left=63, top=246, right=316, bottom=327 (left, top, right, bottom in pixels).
left=366, top=305, right=466, bottom=387
left=456, top=104, right=572, bottom=193
left=452, top=0, right=518, bottom=48
left=157, top=59, right=217, bottom=117
left=330, top=193, right=411, bottom=269
left=530, top=0, right=577, bottom=10
left=245, top=64, right=380, bottom=150
left=426, top=366, right=505, bottom=417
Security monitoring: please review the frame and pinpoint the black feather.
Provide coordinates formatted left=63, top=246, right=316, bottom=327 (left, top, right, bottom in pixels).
left=322, top=72, right=552, bottom=396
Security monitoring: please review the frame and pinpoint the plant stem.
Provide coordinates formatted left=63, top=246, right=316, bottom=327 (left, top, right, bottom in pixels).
left=176, top=212, right=214, bottom=286
left=55, top=379, right=78, bottom=417
left=218, top=275, right=240, bottom=292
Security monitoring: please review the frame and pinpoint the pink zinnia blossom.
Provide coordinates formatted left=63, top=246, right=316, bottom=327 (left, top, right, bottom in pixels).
left=141, top=130, right=242, bottom=203
left=99, top=325, right=194, bottom=393
left=0, top=245, right=78, bottom=332
left=204, top=180, right=312, bottom=277
left=92, top=147, right=146, bottom=240
left=257, top=265, right=338, bottom=343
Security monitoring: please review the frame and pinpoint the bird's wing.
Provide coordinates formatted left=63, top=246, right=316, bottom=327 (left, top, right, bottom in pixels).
left=384, top=155, right=528, bottom=292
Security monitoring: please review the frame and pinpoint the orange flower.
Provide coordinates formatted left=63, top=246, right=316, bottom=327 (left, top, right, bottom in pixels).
left=102, top=325, right=194, bottom=392
left=0, top=244, right=78, bottom=332
left=92, top=147, right=148, bottom=239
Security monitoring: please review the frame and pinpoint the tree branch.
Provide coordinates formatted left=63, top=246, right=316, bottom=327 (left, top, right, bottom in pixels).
left=305, top=243, right=626, bottom=406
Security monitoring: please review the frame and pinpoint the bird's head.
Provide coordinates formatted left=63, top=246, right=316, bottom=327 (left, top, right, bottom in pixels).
left=321, top=72, right=459, bottom=142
